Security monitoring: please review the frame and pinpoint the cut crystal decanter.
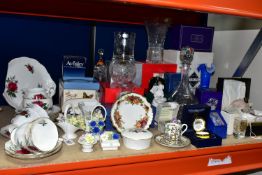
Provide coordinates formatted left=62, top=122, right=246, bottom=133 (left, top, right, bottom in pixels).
left=168, top=46, right=198, bottom=120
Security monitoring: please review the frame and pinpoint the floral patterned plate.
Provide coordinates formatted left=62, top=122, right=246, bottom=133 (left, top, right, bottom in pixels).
left=111, top=93, right=153, bottom=133
left=3, top=57, right=56, bottom=110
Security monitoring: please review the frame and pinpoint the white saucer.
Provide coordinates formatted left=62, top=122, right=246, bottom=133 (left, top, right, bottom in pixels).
left=5, top=139, right=63, bottom=159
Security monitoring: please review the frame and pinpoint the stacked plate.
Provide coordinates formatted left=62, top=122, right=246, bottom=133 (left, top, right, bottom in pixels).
left=1, top=104, right=61, bottom=159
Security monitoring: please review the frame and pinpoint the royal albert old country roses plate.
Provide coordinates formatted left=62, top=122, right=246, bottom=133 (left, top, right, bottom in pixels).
left=111, top=93, right=153, bottom=132
left=3, top=57, right=56, bottom=110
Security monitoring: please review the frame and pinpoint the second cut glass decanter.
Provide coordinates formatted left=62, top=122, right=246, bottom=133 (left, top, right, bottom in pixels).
left=168, top=46, right=198, bottom=120
left=109, top=32, right=136, bottom=89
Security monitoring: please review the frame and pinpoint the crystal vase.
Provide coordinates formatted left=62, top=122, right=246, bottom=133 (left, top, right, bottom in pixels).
left=109, top=32, right=136, bottom=89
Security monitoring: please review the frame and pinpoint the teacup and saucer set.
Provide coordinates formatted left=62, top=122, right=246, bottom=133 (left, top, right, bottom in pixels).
left=155, top=120, right=191, bottom=148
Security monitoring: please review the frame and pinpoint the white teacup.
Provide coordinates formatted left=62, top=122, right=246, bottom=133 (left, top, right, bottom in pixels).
left=12, top=104, right=49, bottom=127
left=165, top=121, right=188, bottom=143
left=12, top=118, right=58, bottom=152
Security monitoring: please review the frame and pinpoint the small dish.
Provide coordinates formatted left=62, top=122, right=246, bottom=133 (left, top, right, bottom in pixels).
left=122, top=128, right=153, bottom=150
left=5, top=139, right=63, bottom=159
left=155, top=134, right=191, bottom=148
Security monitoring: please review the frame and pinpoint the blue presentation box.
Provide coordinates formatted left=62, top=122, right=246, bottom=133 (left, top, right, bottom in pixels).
left=60, top=78, right=100, bottom=90
left=207, top=110, right=227, bottom=139
left=63, top=55, right=87, bottom=78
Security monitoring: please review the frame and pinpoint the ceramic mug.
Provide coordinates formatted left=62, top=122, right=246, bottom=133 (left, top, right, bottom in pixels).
left=165, top=122, right=188, bottom=143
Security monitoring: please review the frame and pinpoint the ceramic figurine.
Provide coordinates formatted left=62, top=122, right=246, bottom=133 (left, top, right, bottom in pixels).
left=150, top=77, right=167, bottom=107
left=100, top=131, right=120, bottom=150
left=78, top=133, right=97, bottom=152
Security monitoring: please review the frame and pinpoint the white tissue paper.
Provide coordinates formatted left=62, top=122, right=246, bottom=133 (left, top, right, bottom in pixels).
left=222, top=80, right=246, bottom=111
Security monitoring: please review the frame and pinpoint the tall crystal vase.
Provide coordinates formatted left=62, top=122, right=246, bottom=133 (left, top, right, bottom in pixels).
left=145, top=20, right=169, bottom=63
left=168, top=47, right=198, bottom=120
left=109, top=32, right=136, bottom=89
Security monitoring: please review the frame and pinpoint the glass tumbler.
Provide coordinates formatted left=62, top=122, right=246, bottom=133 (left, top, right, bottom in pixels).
left=233, top=117, right=248, bottom=139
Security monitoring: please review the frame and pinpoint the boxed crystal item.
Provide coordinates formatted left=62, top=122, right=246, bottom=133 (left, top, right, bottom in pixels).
left=63, top=55, right=87, bottom=78
left=164, top=73, right=181, bottom=95
left=100, top=82, right=144, bottom=104
left=207, top=110, right=227, bottom=139
left=167, top=25, right=214, bottom=52
left=182, top=104, right=222, bottom=148
left=195, top=88, right=222, bottom=111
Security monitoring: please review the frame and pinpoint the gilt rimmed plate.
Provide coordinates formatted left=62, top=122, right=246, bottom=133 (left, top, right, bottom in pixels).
left=3, top=57, right=56, bottom=110
left=5, top=139, right=63, bottom=159
left=111, top=93, right=153, bottom=132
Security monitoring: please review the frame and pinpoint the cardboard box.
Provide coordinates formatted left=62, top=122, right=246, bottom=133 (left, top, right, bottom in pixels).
left=163, top=50, right=213, bottom=91
left=59, top=80, right=98, bottom=109
left=221, top=111, right=238, bottom=135
left=164, top=73, right=181, bottom=95
left=207, top=110, right=227, bottom=138
left=141, top=63, right=177, bottom=90
left=100, top=82, right=145, bottom=104
left=167, top=25, right=214, bottom=52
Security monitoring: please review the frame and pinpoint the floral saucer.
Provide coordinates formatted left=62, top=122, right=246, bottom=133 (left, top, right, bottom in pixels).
left=3, top=57, right=56, bottom=110
left=111, top=93, right=153, bottom=132
left=5, top=138, right=63, bottom=159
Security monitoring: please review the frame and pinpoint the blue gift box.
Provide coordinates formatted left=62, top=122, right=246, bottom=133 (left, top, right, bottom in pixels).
left=167, top=25, right=214, bottom=52
left=63, top=55, right=87, bottom=78
left=207, top=110, right=227, bottom=139
left=182, top=104, right=210, bottom=129
left=195, top=88, right=222, bottom=111
left=184, top=130, right=222, bottom=148
left=164, top=73, right=181, bottom=95
left=60, top=78, right=100, bottom=90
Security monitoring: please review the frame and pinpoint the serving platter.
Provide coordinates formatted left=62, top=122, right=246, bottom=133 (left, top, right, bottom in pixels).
left=111, top=93, right=153, bottom=132
left=3, top=57, right=56, bottom=110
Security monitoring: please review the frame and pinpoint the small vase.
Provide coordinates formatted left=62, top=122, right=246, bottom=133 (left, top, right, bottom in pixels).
left=57, top=121, right=78, bottom=140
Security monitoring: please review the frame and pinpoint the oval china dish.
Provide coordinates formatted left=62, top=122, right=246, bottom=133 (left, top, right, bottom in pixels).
left=3, top=57, right=56, bottom=110
left=111, top=93, right=153, bottom=132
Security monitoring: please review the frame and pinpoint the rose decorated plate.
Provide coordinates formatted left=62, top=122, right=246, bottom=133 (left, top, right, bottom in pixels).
left=111, top=93, right=153, bottom=133
left=3, top=57, right=56, bottom=110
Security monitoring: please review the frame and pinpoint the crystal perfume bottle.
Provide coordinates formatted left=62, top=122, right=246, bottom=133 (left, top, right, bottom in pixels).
left=168, top=47, right=198, bottom=120
left=109, top=32, right=136, bottom=89
left=93, top=49, right=107, bottom=82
